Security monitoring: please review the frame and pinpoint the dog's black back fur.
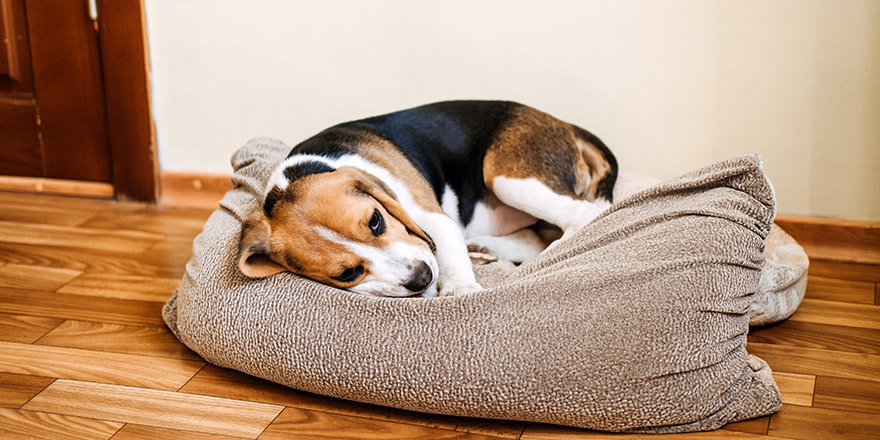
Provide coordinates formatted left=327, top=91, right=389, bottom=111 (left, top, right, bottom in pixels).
left=287, top=100, right=617, bottom=227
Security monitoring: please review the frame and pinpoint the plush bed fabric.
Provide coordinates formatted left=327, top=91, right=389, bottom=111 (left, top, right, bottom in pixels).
left=163, top=138, right=782, bottom=433
left=613, top=173, right=809, bottom=327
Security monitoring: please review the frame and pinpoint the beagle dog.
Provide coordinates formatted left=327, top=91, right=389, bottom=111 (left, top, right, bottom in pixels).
left=238, top=100, right=617, bottom=297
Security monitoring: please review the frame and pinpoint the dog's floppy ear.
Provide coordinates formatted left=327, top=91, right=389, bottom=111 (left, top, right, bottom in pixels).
left=337, top=166, right=436, bottom=253
left=238, top=213, right=286, bottom=278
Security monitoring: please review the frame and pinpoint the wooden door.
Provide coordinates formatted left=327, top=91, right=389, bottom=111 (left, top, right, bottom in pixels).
left=0, top=0, right=157, bottom=202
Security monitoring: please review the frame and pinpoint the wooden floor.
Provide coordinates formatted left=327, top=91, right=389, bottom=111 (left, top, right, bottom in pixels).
left=0, top=191, right=878, bottom=440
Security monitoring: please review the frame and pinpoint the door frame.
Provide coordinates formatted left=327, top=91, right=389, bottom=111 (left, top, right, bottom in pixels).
left=97, top=0, right=157, bottom=203
left=0, top=0, right=158, bottom=202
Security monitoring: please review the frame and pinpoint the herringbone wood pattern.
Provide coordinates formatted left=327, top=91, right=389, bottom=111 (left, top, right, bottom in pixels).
left=0, top=191, right=878, bottom=439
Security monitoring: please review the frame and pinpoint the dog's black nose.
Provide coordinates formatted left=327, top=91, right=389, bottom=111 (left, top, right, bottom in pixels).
left=404, top=261, right=433, bottom=293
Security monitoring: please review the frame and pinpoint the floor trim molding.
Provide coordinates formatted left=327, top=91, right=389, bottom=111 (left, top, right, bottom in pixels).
left=774, top=214, right=880, bottom=265
left=159, top=171, right=233, bottom=209
left=0, top=175, right=114, bottom=198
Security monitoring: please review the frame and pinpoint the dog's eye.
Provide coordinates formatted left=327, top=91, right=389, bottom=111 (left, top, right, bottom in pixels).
left=369, top=209, right=385, bottom=236
left=333, top=265, right=363, bottom=283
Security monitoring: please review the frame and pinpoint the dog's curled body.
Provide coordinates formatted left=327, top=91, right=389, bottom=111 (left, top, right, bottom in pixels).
left=238, top=100, right=617, bottom=297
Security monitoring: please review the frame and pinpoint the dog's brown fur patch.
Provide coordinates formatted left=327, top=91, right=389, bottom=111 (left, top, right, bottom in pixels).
left=482, top=106, right=613, bottom=202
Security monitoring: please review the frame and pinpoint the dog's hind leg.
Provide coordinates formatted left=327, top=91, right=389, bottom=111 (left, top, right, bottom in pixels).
left=488, top=176, right=608, bottom=246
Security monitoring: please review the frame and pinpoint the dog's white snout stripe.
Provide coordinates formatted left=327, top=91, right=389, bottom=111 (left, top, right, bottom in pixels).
left=317, top=227, right=438, bottom=297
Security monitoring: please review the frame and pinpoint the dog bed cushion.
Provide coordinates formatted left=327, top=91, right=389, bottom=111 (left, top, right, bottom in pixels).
left=163, top=138, right=782, bottom=433
left=613, top=173, right=809, bottom=327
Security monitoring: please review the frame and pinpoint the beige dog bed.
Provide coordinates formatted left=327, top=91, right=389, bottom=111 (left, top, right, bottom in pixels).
left=164, top=138, right=786, bottom=433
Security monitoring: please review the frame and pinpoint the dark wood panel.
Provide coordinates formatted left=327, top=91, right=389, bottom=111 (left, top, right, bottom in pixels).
left=23, top=0, right=111, bottom=182
left=96, top=0, right=157, bottom=202
left=0, top=0, right=33, bottom=93
left=0, top=97, right=41, bottom=176
left=0, top=0, right=38, bottom=173
left=0, top=10, right=7, bottom=77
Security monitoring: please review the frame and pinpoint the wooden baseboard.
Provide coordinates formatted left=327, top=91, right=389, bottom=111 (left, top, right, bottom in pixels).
left=0, top=175, right=114, bottom=198
left=159, top=171, right=232, bottom=209
left=775, top=214, right=880, bottom=265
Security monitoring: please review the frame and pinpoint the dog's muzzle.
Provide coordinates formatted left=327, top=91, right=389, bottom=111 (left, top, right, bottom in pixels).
left=404, top=261, right=433, bottom=293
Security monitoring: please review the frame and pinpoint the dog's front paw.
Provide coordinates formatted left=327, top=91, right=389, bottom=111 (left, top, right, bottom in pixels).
left=438, top=280, right=484, bottom=297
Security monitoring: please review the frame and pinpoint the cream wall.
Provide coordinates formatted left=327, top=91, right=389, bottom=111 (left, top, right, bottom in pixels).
left=144, top=0, right=880, bottom=221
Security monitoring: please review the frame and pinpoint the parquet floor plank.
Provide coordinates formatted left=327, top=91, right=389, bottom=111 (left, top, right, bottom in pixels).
left=0, top=242, right=183, bottom=278
left=520, top=423, right=789, bottom=439
left=806, top=259, right=880, bottom=283
left=0, top=202, right=95, bottom=226
left=785, top=298, right=880, bottom=330
left=111, top=424, right=249, bottom=440
left=805, top=275, right=876, bottom=304
left=0, top=191, right=143, bottom=213
left=56, top=273, right=180, bottom=302
left=0, top=263, right=82, bottom=290
left=258, top=407, right=506, bottom=440
left=771, top=372, right=814, bottom=406
left=797, top=244, right=880, bottom=265
left=722, top=416, right=769, bottom=435
left=767, top=403, right=880, bottom=440
left=0, top=407, right=122, bottom=440
left=179, top=365, right=526, bottom=438
left=0, top=313, right=64, bottom=343
left=746, top=342, right=880, bottom=382
left=0, top=341, right=203, bottom=390
left=0, top=287, right=166, bottom=327
left=813, top=376, right=880, bottom=414
left=0, top=372, right=54, bottom=408
left=35, top=320, right=202, bottom=361
left=140, top=236, right=198, bottom=278
left=80, top=208, right=211, bottom=237
left=748, top=320, right=880, bottom=355
left=23, top=379, right=283, bottom=438
left=0, top=220, right=163, bottom=254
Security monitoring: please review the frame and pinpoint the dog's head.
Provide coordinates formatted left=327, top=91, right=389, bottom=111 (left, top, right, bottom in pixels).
left=238, top=165, right=438, bottom=297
